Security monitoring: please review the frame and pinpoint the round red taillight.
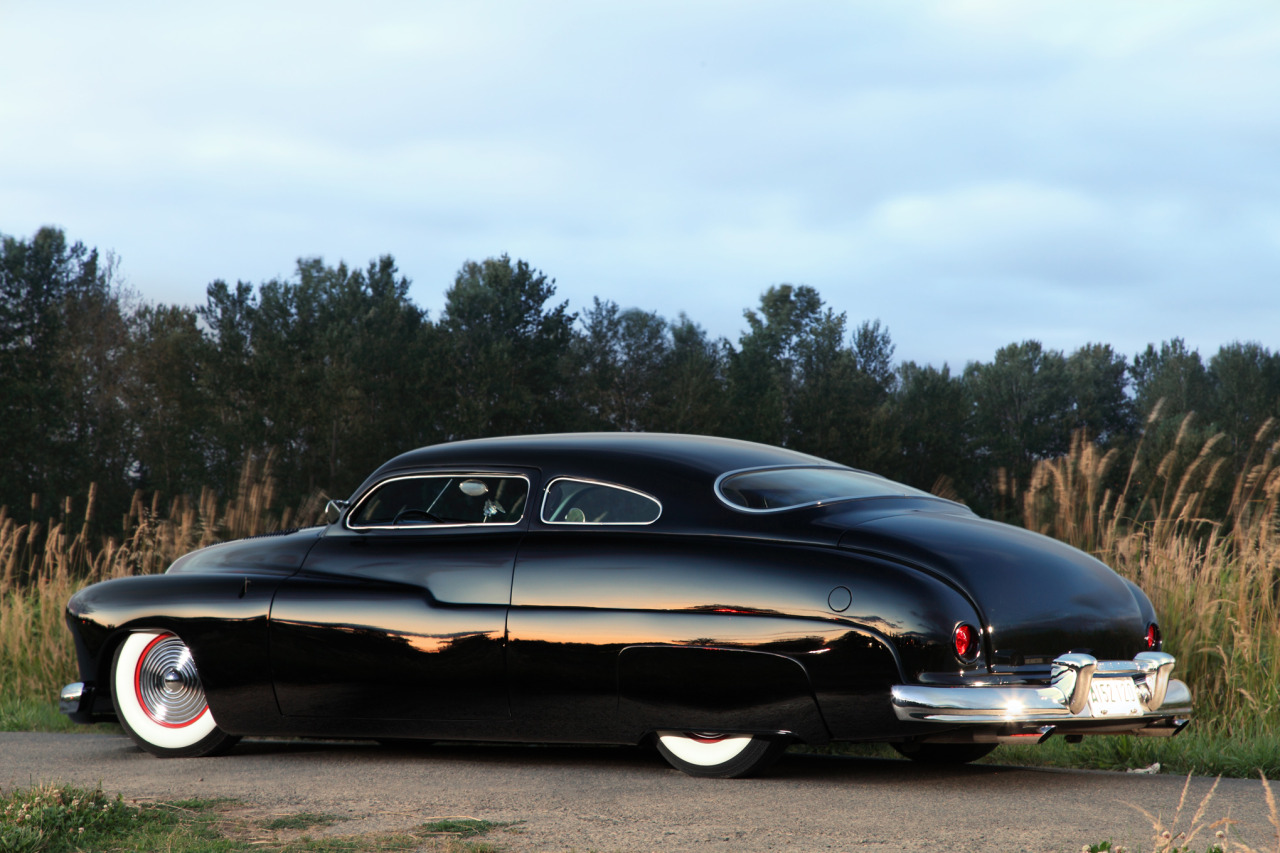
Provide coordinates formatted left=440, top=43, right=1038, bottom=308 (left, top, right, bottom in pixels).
left=1145, top=623, right=1161, bottom=650
left=954, top=623, right=979, bottom=662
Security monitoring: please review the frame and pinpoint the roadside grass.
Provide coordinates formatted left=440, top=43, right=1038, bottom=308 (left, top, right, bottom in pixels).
left=5, top=779, right=1276, bottom=853
left=0, top=784, right=226, bottom=853
left=795, top=727, right=1280, bottom=780
left=261, top=813, right=350, bottom=832
left=0, top=783, right=511, bottom=853
left=985, top=729, right=1280, bottom=779
left=1084, top=773, right=1280, bottom=853
left=0, top=698, right=120, bottom=735
left=419, top=819, right=502, bottom=839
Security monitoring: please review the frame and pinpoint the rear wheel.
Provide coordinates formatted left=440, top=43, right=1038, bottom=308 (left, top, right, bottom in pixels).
left=891, top=741, right=997, bottom=765
left=653, top=731, right=787, bottom=778
left=112, top=631, right=239, bottom=758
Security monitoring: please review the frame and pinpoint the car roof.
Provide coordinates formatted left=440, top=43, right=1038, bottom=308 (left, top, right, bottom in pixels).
left=353, top=432, right=954, bottom=541
left=367, top=432, right=841, bottom=484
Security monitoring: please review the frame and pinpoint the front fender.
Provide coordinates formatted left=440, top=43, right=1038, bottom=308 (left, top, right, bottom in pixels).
left=65, top=573, right=285, bottom=732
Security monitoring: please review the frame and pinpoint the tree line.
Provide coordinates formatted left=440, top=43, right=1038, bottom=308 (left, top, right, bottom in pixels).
left=3, top=225, right=1278, bottom=538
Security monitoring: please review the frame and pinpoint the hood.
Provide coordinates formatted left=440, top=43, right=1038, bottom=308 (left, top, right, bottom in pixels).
left=166, top=527, right=324, bottom=576
left=836, top=509, right=1148, bottom=666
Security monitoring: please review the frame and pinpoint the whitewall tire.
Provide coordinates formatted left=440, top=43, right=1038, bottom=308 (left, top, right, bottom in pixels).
left=111, top=631, right=239, bottom=758
left=654, top=731, right=787, bottom=778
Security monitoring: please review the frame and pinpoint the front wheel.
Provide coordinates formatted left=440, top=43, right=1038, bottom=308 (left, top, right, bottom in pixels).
left=891, top=741, right=997, bottom=765
left=654, top=732, right=787, bottom=778
left=112, top=631, right=239, bottom=758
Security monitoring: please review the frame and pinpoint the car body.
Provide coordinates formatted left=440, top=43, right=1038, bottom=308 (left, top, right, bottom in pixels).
left=62, top=433, right=1192, bottom=776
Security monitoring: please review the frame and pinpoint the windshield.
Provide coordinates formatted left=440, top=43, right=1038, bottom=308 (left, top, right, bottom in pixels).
left=716, top=466, right=933, bottom=512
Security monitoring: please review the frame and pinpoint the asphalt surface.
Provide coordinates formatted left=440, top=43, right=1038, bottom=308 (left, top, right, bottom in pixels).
left=1, top=732, right=1273, bottom=852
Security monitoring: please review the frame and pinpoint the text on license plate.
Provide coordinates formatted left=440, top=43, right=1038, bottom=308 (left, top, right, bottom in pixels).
left=1088, top=678, right=1143, bottom=717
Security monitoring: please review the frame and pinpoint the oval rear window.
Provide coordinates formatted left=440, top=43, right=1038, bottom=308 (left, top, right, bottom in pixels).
left=717, top=467, right=931, bottom=512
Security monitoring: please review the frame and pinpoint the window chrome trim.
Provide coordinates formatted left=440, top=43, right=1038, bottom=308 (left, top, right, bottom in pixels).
left=540, top=476, right=663, bottom=526
left=345, top=472, right=531, bottom=531
left=713, top=464, right=932, bottom=514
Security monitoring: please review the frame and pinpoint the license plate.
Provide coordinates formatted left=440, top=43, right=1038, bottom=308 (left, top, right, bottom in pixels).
left=1087, top=678, right=1143, bottom=717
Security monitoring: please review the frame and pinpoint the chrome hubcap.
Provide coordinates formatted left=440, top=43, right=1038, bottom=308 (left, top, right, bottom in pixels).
left=136, top=636, right=207, bottom=726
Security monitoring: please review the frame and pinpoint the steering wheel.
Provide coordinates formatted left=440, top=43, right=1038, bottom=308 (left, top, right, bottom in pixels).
left=392, top=508, right=442, bottom=525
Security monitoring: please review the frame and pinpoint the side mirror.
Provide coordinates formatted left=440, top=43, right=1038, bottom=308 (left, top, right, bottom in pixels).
left=324, top=499, right=351, bottom=525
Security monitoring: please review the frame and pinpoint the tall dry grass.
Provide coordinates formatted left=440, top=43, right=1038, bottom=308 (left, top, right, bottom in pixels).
left=0, top=455, right=323, bottom=702
left=1018, top=410, right=1280, bottom=736
left=5, top=423, right=1280, bottom=744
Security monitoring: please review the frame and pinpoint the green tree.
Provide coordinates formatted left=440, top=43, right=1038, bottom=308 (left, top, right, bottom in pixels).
left=852, top=319, right=897, bottom=394
left=195, top=256, right=431, bottom=503
left=0, top=227, right=131, bottom=522
left=127, top=304, right=216, bottom=498
left=726, top=285, right=898, bottom=468
left=196, top=278, right=260, bottom=490
left=790, top=311, right=896, bottom=467
left=439, top=256, right=578, bottom=438
left=577, top=298, right=670, bottom=431
left=1119, top=339, right=1222, bottom=521
left=649, top=314, right=730, bottom=435
left=889, top=361, right=972, bottom=497
left=1065, top=343, right=1133, bottom=443
left=726, top=284, right=825, bottom=445
left=1130, top=338, right=1212, bottom=421
left=964, top=341, right=1072, bottom=500
left=786, top=298, right=851, bottom=458
left=1207, top=341, right=1280, bottom=456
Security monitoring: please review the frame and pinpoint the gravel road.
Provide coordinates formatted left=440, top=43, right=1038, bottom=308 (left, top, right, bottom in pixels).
left=1, top=733, right=1272, bottom=852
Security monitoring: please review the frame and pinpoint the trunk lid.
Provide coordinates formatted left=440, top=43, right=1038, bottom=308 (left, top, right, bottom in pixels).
left=835, top=508, right=1147, bottom=667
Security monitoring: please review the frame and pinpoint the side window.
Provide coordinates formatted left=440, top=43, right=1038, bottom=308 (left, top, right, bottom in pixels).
left=348, top=474, right=529, bottom=528
left=541, top=478, right=662, bottom=525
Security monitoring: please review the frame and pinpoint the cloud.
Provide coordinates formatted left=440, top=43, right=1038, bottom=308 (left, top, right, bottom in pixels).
left=2, top=1, right=1278, bottom=370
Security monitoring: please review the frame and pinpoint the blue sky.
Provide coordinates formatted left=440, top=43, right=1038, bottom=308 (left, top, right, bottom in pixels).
left=3, top=1, right=1278, bottom=369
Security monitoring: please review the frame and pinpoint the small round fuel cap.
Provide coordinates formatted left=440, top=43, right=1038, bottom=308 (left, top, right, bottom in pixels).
left=828, top=586, right=852, bottom=612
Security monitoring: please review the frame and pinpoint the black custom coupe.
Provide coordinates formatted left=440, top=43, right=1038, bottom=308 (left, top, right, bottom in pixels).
left=62, top=433, right=1191, bottom=777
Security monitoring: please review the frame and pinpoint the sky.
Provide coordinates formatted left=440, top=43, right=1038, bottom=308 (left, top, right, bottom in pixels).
left=3, top=1, right=1278, bottom=370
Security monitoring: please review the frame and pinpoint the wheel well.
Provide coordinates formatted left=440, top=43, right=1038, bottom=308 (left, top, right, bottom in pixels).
left=618, top=645, right=829, bottom=745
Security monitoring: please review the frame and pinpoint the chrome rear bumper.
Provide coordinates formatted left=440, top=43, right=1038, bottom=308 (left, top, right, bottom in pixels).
left=891, top=651, right=1192, bottom=736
